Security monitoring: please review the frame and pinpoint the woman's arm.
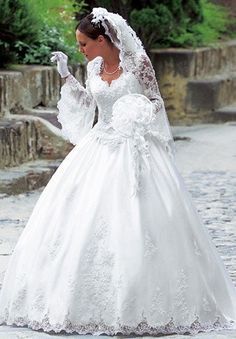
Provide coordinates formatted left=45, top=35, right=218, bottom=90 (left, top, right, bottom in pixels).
left=136, top=54, right=176, bottom=160
left=57, top=74, right=97, bottom=145
left=51, top=52, right=97, bottom=145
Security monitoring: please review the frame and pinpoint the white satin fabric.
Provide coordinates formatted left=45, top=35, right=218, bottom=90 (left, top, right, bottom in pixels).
left=0, top=56, right=236, bottom=336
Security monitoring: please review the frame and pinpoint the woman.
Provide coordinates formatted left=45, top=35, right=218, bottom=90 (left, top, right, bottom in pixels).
left=0, top=7, right=236, bottom=336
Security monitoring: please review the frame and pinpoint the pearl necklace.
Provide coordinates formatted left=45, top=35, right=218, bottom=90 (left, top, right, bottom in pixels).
left=103, top=63, right=120, bottom=75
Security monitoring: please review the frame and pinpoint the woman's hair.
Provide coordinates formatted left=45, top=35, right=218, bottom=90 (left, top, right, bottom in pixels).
left=76, top=13, right=112, bottom=44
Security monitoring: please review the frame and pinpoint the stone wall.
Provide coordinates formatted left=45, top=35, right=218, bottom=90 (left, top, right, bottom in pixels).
left=150, top=40, right=236, bottom=124
left=0, top=66, right=61, bottom=117
left=0, top=65, right=82, bottom=168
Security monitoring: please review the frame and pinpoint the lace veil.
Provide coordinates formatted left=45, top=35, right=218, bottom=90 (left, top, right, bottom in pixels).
left=91, top=7, right=176, bottom=159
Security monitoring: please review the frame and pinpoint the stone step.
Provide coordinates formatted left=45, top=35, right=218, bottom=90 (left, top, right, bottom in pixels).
left=0, top=64, right=85, bottom=118
left=213, top=104, right=236, bottom=122
left=0, top=118, right=40, bottom=168
left=0, top=66, right=61, bottom=118
left=0, top=158, right=62, bottom=195
left=0, top=115, right=72, bottom=169
left=186, top=71, right=236, bottom=114
left=151, top=39, right=236, bottom=79
left=24, top=106, right=61, bottom=128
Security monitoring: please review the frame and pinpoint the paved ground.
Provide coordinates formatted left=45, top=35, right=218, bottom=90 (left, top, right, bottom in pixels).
left=0, top=122, right=236, bottom=338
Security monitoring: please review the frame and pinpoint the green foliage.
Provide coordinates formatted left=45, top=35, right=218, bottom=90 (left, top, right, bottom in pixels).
left=130, top=6, right=173, bottom=49
left=27, top=0, right=77, bottom=48
left=14, top=25, right=79, bottom=65
left=73, top=0, right=203, bottom=49
left=167, top=0, right=232, bottom=47
left=0, top=0, right=40, bottom=66
left=24, top=0, right=83, bottom=64
left=72, top=0, right=234, bottom=50
left=1, top=0, right=233, bottom=67
left=130, top=0, right=204, bottom=49
left=0, top=0, right=82, bottom=67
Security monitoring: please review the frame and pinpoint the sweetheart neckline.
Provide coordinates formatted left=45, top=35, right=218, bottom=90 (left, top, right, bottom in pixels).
left=98, top=72, right=125, bottom=87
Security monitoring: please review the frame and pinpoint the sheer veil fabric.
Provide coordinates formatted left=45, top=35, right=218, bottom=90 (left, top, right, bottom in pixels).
left=0, top=6, right=236, bottom=336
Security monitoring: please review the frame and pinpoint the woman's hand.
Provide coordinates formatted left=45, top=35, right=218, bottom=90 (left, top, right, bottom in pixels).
left=50, top=51, right=70, bottom=78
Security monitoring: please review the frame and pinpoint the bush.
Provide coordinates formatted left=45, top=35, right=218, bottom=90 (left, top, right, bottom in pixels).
left=72, top=0, right=234, bottom=50
left=72, top=0, right=203, bottom=49
left=14, top=25, right=79, bottom=65
left=130, top=0, right=204, bottom=49
left=0, top=0, right=40, bottom=66
left=0, top=0, right=81, bottom=67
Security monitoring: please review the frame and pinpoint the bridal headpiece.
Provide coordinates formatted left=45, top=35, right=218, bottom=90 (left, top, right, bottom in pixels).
left=91, top=7, right=145, bottom=71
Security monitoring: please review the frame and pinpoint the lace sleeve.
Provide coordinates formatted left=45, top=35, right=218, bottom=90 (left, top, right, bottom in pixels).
left=136, top=54, right=176, bottom=161
left=57, top=69, right=97, bottom=145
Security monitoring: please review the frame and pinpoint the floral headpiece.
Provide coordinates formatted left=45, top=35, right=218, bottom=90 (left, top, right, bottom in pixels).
left=91, top=7, right=109, bottom=25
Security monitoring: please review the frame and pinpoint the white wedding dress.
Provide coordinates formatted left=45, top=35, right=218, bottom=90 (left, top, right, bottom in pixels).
left=0, top=54, right=236, bottom=336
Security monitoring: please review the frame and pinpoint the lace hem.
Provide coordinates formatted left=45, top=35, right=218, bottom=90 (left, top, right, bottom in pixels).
left=0, top=313, right=235, bottom=336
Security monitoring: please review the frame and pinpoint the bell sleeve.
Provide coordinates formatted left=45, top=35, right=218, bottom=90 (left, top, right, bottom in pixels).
left=57, top=69, right=97, bottom=145
left=136, top=54, right=176, bottom=161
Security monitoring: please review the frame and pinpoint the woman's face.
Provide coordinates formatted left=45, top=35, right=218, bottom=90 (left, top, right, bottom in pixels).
left=76, top=30, right=104, bottom=61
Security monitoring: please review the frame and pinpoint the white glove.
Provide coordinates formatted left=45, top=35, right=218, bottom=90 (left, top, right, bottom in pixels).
left=50, top=51, right=70, bottom=78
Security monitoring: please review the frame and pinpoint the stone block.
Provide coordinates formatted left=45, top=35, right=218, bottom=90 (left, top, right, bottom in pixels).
left=213, top=104, right=236, bottom=122
left=0, top=119, right=39, bottom=168
left=0, top=71, right=24, bottom=118
left=0, top=116, right=72, bottom=169
left=9, top=65, right=62, bottom=109
left=151, top=48, right=196, bottom=79
left=186, top=72, right=236, bottom=113
left=0, top=64, right=85, bottom=118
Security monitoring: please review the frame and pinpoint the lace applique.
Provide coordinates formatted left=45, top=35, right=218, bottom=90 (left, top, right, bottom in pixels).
left=1, top=307, right=235, bottom=336
left=193, top=239, right=202, bottom=256
left=90, top=121, right=126, bottom=152
left=12, top=288, right=27, bottom=312
left=144, top=232, right=158, bottom=258
left=31, top=288, right=46, bottom=313
left=150, top=286, right=167, bottom=318
left=134, top=54, right=176, bottom=161
left=57, top=73, right=97, bottom=145
left=48, top=232, right=62, bottom=259
left=203, top=297, right=212, bottom=312
left=172, top=269, right=189, bottom=320
left=72, top=215, right=118, bottom=323
left=135, top=54, right=161, bottom=100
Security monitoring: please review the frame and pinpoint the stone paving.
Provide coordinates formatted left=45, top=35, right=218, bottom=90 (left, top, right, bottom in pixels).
left=0, top=123, right=236, bottom=338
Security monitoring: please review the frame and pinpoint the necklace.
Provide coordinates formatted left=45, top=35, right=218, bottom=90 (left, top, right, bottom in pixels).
left=103, top=63, right=120, bottom=75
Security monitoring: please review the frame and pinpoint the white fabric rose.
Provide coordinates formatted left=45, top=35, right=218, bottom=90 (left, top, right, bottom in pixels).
left=111, top=94, right=154, bottom=138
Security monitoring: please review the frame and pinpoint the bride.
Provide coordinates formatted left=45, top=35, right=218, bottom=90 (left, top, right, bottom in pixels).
left=0, top=7, right=236, bottom=336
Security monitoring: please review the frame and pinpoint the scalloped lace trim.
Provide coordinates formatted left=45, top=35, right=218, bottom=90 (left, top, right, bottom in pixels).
left=1, top=312, right=235, bottom=336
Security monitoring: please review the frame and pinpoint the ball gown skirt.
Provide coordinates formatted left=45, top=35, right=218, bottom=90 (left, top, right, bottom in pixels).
left=0, top=120, right=236, bottom=336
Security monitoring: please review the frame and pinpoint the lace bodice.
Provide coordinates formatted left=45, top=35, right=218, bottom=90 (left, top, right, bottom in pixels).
left=89, top=68, right=143, bottom=124
left=57, top=54, right=175, bottom=162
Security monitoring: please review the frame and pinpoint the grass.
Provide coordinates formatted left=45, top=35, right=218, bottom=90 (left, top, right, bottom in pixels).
left=194, top=0, right=235, bottom=44
left=159, top=0, right=236, bottom=48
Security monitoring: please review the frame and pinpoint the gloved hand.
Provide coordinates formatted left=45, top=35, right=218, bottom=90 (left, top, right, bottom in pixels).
left=50, top=51, right=70, bottom=78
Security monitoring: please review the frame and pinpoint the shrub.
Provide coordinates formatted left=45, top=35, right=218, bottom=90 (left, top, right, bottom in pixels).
left=72, top=0, right=233, bottom=50
left=72, top=0, right=203, bottom=49
left=0, top=0, right=40, bottom=66
left=0, top=0, right=81, bottom=67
